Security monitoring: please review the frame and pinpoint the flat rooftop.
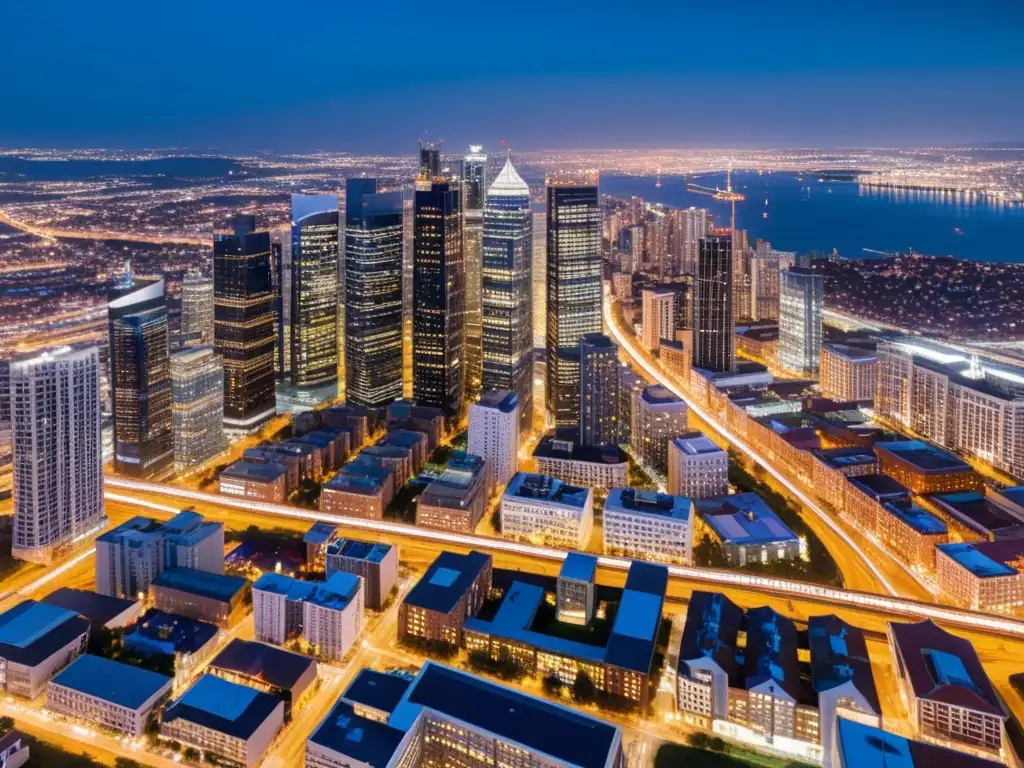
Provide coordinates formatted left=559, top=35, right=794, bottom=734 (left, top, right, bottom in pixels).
left=533, top=436, right=628, bottom=465
left=475, top=389, right=519, bottom=414
left=343, top=669, right=413, bottom=714
left=326, top=538, right=392, bottom=563
left=42, top=588, right=137, bottom=628
left=606, top=488, right=689, bottom=521
left=823, top=343, right=878, bottom=361
left=814, top=447, right=879, bottom=470
left=126, top=609, right=218, bottom=655
left=695, top=493, right=799, bottom=546
left=52, top=654, right=170, bottom=709
left=672, top=431, right=724, bottom=456
left=403, top=550, right=491, bottom=614
left=324, top=469, right=387, bottom=495
left=837, top=718, right=1003, bottom=768
left=0, top=600, right=89, bottom=667
left=152, top=567, right=249, bottom=603
left=849, top=473, right=912, bottom=499
left=926, top=491, right=1024, bottom=538
left=505, top=472, right=591, bottom=508
left=303, top=522, right=338, bottom=545
left=876, top=440, right=972, bottom=473
left=220, top=459, right=287, bottom=482
left=211, top=639, right=317, bottom=691
left=559, top=552, right=597, bottom=583
left=937, top=541, right=1024, bottom=578
left=164, top=674, right=282, bottom=740
left=997, top=486, right=1024, bottom=510
left=254, top=572, right=360, bottom=612
left=881, top=501, right=948, bottom=536
left=640, top=384, right=683, bottom=406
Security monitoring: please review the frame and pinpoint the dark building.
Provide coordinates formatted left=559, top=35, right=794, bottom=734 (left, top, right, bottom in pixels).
left=418, top=141, right=441, bottom=179
left=693, top=231, right=735, bottom=372
left=344, top=179, right=404, bottom=408
left=546, top=179, right=602, bottom=428
left=213, top=215, right=276, bottom=431
left=290, top=195, right=340, bottom=391
left=579, top=333, right=620, bottom=448
left=108, top=274, right=174, bottom=477
left=461, top=146, right=487, bottom=213
left=412, top=182, right=464, bottom=416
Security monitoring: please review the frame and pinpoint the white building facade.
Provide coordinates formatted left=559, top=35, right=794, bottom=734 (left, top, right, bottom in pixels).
left=667, top=432, right=728, bottom=499
left=467, top=390, right=520, bottom=488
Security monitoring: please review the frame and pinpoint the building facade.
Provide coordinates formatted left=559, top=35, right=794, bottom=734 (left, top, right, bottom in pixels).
left=632, top=385, right=688, bottom=475
left=641, top=287, right=676, bottom=352
left=467, top=390, right=520, bottom=488
left=500, top=472, right=594, bottom=549
left=170, top=347, right=225, bottom=471
left=667, top=431, right=728, bottom=499
left=462, top=146, right=487, bottom=402
left=579, top=333, right=621, bottom=448
left=604, top=488, right=692, bottom=564
left=693, top=232, right=735, bottom=373
left=180, top=271, right=215, bottom=348
left=778, top=267, right=824, bottom=376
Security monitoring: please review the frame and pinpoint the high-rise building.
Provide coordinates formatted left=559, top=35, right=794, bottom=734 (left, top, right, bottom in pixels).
left=180, top=271, right=214, bottom=348
left=482, top=154, right=533, bottom=435
left=462, top=146, right=487, bottom=402
left=545, top=175, right=602, bottom=428
left=412, top=182, right=464, bottom=416
left=344, top=179, right=404, bottom=408
left=213, top=215, right=276, bottom=432
left=290, top=194, right=340, bottom=392
left=677, top=207, right=712, bottom=276
left=778, top=267, right=823, bottom=376
left=418, top=141, right=441, bottom=179
left=468, top=390, right=520, bottom=489
left=272, top=230, right=291, bottom=381
left=632, top=385, right=688, bottom=475
left=171, top=347, right=225, bottom=471
left=11, top=346, right=105, bottom=563
left=693, top=231, right=735, bottom=372
left=579, top=333, right=620, bottom=448
left=641, top=287, right=677, bottom=351
left=108, top=274, right=174, bottom=477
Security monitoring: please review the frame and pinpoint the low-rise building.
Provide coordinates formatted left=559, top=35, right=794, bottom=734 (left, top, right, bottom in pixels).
left=735, top=323, right=779, bottom=364
left=920, top=491, right=1024, bottom=542
left=667, top=431, right=728, bottom=499
left=935, top=540, right=1024, bottom=613
left=875, top=440, right=981, bottom=495
left=659, top=339, right=691, bottom=383
left=877, top=500, right=948, bottom=573
left=676, top=591, right=744, bottom=726
left=123, top=610, right=220, bottom=693
left=811, top=448, right=879, bottom=512
left=209, top=639, right=318, bottom=721
left=416, top=452, right=489, bottom=533
left=386, top=401, right=444, bottom=453
left=695, top=493, right=801, bottom=566
left=993, top=486, right=1024, bottom=517
left=820, top=344, right=877, bottom=403
left=218, top=460, right=289, bottom=504
left=557, top=553, right=597, bottom=626
left=532, top=435, right=628, bottom=489
left=325, top=538, right=398, bottom=610
left=398, top=550, right=492, bottom=648
left=0, top=729, right=30, bottom=768
left=162, top=674, right=285, bottom=768
left=303, top=522, right=338, bottom=573
left=150, top=568, right=250, bottom=628
left=41, top=588, right=141, bottom=630
left=844, top=474, right=912, bottom=537
left=631, top=385, right=688, bottom=476
left=834, top=718, right=1005, bottom=768
left=603, top=488, right=692, bottom=564
left=378, top=428, right=428, bottom=474
left=888, top=619, right=1007, bottom=761
left=361, top=444, right=412, bottom=488
left=46, top=654, right=172, bottom=737
left=501, top=472, right=594, bottom=550
left=0, top=600, right=89, bottom=698
left=320, top=460, right=394, bottom=520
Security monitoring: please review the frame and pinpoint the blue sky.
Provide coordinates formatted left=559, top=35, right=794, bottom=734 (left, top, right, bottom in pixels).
left=2, top=0, right=1022, bottom=150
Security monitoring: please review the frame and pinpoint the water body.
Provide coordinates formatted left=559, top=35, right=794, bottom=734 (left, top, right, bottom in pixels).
left=599, top=171, right=1024, bottom=263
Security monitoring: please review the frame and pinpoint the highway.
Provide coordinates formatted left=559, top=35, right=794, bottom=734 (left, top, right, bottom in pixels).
left=0, top=207, right=208, bottom=246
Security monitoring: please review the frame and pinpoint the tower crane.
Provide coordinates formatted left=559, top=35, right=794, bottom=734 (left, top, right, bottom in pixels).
left=687, top=165, right=745, bottom=233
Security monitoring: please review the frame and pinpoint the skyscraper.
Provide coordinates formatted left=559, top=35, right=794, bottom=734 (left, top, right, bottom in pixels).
left=677, top=207, right=712, bottom=275
left=180, top=270, right=214, bottom=348
left=344, top=179, right=404, bottom=408
left=462, top=146, right=487, bottom=402
left=693, top=231, right=735, bottom=373
left=778, top=267, right=824, bottom=376
left=418, top=141, right=441, bottom=179
left=545, top=174, right=602, bottom=428
left=413, top=181, right=465, bottom=416
left=171, top=347, right=225, bottom=471
left=108, top=274, right=174, bottom=477
left=579, top=333, right=620, bottom=448
left=290, top=194, right=341, bottom=392
left=482, top=154, right=533, bottom=436
left=468, top=390, right=520, bottom=489
left=11, top=346, right=105, bottom=563
left=213, top=214, right=277, bottom=432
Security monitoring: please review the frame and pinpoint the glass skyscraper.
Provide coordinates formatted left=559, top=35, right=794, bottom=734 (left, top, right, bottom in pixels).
left=482, top=154, right=533, bottom=436
left=462, top=146, right=487, bottom=402
left=344, top=178, right=404, bottom=408
left=213, top=214, right=277, bottom=431
left=413, top=181, right=465, bottom=416
left=693, top=232, right=735, bottom=373
left=778, top=266, right=824, bottom=376
left=545, top=176, right=602, bottom=428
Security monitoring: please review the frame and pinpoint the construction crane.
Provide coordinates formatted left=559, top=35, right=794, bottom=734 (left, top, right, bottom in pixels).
left=687, top=166, right=745, bottom=233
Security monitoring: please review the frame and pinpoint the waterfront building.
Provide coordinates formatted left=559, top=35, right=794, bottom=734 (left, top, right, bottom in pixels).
left=579, top=333, right=621, bottom=448
left=416, top=452, right=489, bottom=533
left=820, top=344, right=877, bottom=403
left=545, top=174, right=602, bottom=427
left=935, top=540, right=1024, bottom=613
left=170, top=347, right=225, bottom=471
left=180, top=271, right=214, bottom=348
left=500, top=472, right=593, bottom=549
left=778, top=267, right=824, bottom=376
left=209, top=639, right=318, bottom=721
left=0, top=600, right=89, bottom=698
left=557, top=552, right=597, bottom=625
left=462, top=146, right=487, bottom=401
left=667, top=431, right=728, bottom=499
left=604, top=488, right=692, bottom=564
left=108, top=275, right=174, bottom=476
left=468, top=389, right=520, bottom=488
left=325, top=539, right=398, bottom=610
left=213, top=215, right=276, bottom=431
left=150, top=567, right=250, bottom=628
left=693, top=231, right=735, bottom=373
left=482, top=154, right=533, bottom=435
left=10, top=346, right=104, bottom=564
left=290, top=194, right=340, bottom=392
left=641, top=287, right=676, bottom=352
left=631, top=385, right=688, bottom=475
left=398, top=550, right=492, bottom=648
left=412, top=181, right=464, bottom=416
left=694, top=492, right=800, bottom=566
left=532, top=433, right=629, bottom=489
left=344, top=179, right=404, bottom=408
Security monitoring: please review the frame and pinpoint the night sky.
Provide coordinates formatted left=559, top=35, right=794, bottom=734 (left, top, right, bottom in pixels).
left=3, top=0, right=1022, bottom=151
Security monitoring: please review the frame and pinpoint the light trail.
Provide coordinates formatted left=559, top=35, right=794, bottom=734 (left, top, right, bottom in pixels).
left=602, top=287, right=906, bottom=597
left=102, top=477, right=1024, bottom=638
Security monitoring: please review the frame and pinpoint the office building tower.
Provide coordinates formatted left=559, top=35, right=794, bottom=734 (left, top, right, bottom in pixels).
left=213, top=215, right=276, bottom=431
left=678, top=207, right=712, bottom=275
left=668, top=431, right=728, bottom=499
left=468, top=390, right=520, bottom=488
left=632, top=385, right=688, bottom=475
left=418, top=141, right=441, bottom=179
left=532, top=201, right=547, bottom=353
left=778, top=267, right=824, bottom=376
left=179, top=271, right=214, bottom=348
left=290, top=194, right=340, bottom=392
left=0, top=357, right=11, bottom=502
left=108, top=274, right=174, bottom=477
left=693, top=231, right=735, bottom=372
left=482, top=154, right=533, bottom=435
left=10, top=346, right=104, bottom=563
left=462, top=146, right=487, bottom=401
left=344, top=179, right=404, bottom=408
left=545, top=175, right=602, bottom=428
left=272, top=230, right=291, bottom=381
left=412, top=181, right=464, bottom=416
left=820, top=344, right=877, bottom=402
left=170, top=347, right=225, bottom=471
left=641, top=287, right=677, bottom=351
left=579, top=333, right=620, bottom=448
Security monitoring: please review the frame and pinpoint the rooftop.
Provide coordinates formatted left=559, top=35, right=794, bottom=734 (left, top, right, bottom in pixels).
left=808, top=614, right=880, bottom=715
left=0, top=600, right=89, bottom=667
left=640, top=384, right=683, bottom=406
left=210, top=639, right=317, bottom=691
left=607, top=562, right=668, bottom=674
left=823, top=343, right=877, bottom=361
left=849, top=473, right=912, bottom=500
left=325, top=467, right=389, bottom=495
left=152, top=568, right=249, bottom=603
left=876, top=440, right=973, bottom=473
left=220, top=459, right=288, bottom=482
left=309, top=699, right=407, bottom=768
left=926, top=491, right=1024, bottom=539
left=881, top=501, right=948, bottom=536
left=164, top=674, right=283, bottom=740
left=487, top=155, right=529, bottom=197
left=559, top=552, right=598, bottom=584
left=695, top=493, right=799, bottom=546
left=125, top=609, right=219, bottom=655
left=997, top=486, right=1024, bottom=510
left=52, top=654, right=171, bottom=709
left=41, top=588, right=137, bottom=628
left=343, top=669, right=413, bottom=715
left=505, top=472, right=591, bottom=508
left=606, top=488, right=689, bottom=521
left=814, top=447, right=879, bottom=471
left=253, top=572, right=360, bottom=612
left=672, top=431, right=725, bottom=456
left=937, top=541, right=1024, bottom=578
left=837, top=718, right=1004, bottom=768
left=474, top=389, right=519, bottom=414
left=404, top=550, right=491, bottom=614
left=533, top=436, right=628, bottom=465
left=304, top=522, right=338, bottom=546
left=678, top=591, right=743, bottom=680
left=744, top=606, right=801, bottom=701
left=326, top=538, right=393, bottom=563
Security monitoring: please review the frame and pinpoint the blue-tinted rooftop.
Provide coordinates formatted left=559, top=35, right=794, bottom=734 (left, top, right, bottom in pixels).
left=0, top=600, right=89, bottom=667
left=343, top=669, right=413, bottom=714
left=309, top=699, right=407, bottom=768
left=882, top=501, right=948, bottom=536
left=505, top=472, right=591, bottom=508
left=327, top=538, right=392, bottom=563
left=475, top=389, right=519, bottom=414
left=52, top=654, right=171, bottom=709
left=640, top=384, right=683, bottom=406
left=678, top=592, right=743, bottom=678
left=125, top=609, right=219, bottom=656
left=606, top=488, right=689, bottom=521
left=403, top=550, right=491, bottom=614
left=998, top=486, right=1024, bottom=509
left=152, top=568, right=249, bottom=603
left=164, top=674, right=282, bottom=740
left=938, top=541, right=1023, bottom=578
left=559, top=552, right=597, bottom=583
left=814, top=447, right=879, bottom=470
left=41, top=588, right=137, bottom=629
left=927, top=491, right=1024, bottom=538
left=808, top=615, right=880, bottom=714
left=211, top=639, right=317, bottom=692
left=876, top=440, right=972, bottom=473
left=848, top=473, right=912, bottom=500
left=304, top=522, right=338, bottom=545
left=744, top=607, right=801, bottom=700
left=836, top=718, right=1001, bottom=768
left=254, top=572, right=360, bottom=611
left=672, top=432, right=724, bottom=456
left=695, top=493, right=799, bottom=546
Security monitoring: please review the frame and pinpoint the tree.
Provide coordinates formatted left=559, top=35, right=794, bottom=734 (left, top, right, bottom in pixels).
left=115, top=759, right=144, bottom=768
left=203, top=750, right=223, bottom=765
left=169, top=741, right=182, bottom=752
left=687, top=732, right=713, bottom=749
left=183, top=747, right=201, bottom=763
left=0, top=716, right=13, bottom=733
left=572, top=671, right=597, bottom=703
left=542, top=674, right=563, bottom=697
left=144, top=714, right=160, bottom=746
